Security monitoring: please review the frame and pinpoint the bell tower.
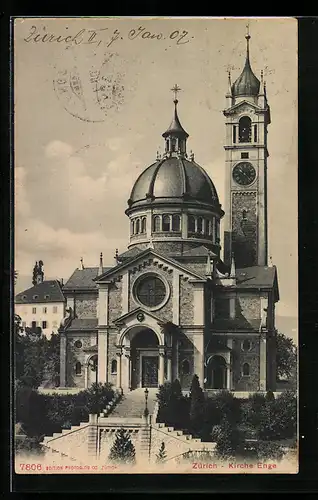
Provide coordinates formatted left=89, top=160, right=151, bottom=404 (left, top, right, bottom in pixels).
left=223, top=28, right=271, bottom=269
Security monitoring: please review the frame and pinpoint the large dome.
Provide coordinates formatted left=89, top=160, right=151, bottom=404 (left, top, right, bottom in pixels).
left=128, top=156, right=220, bottom=209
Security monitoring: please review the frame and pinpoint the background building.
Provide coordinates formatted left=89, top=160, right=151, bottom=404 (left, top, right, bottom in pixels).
left=15, top=262, right=65, bottom=338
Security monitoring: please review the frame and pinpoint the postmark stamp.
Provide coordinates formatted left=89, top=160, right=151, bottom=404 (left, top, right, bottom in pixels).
left=53, top=50, right=126, bottom=123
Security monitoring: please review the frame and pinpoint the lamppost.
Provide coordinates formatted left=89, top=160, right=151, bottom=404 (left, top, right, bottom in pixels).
left=144, top=387, right=149, bottom=418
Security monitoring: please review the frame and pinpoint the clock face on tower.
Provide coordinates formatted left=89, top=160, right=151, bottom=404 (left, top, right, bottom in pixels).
left=232, top=162, right=256, bottom=186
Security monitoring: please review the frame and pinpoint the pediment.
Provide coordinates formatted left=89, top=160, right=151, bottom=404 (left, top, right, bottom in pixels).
left=224, top=100, right=262, bottom=115
left=113, top=307, right=165, bottom=327
left=95, top=248, right=205, bottom=284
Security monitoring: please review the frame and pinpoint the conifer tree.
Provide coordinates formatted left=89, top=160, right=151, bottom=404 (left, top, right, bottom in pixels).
left=156, top=441, right=167, bottom=463
left=108, top=428, right=136, bottom=465
left=189, top=374, right=205, bottom=436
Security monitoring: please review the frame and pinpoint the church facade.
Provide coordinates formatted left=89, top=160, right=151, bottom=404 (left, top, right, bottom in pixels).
left=59, top=34, right=279, bottom=394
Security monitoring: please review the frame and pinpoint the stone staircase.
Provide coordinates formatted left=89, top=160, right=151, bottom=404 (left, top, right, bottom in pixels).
left=107, top=388, right=157, bottom=418
left=41, top=389, right=216, bottom=465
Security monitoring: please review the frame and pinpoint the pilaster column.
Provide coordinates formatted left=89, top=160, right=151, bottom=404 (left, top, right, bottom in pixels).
left=173, top=339, right=179, bottom=381
left=167, top=355, right=172, bottom=382
left=98, top=330, right=107, bottom=383
left=259, top=332, right=267, bottom=391
left=59, top=332, right=66, bottom=387
left=226, top=363, right=231, bottom=390
left=116, top=348, right=123, bottom=390
left=159, top=348, right=165, bottom=386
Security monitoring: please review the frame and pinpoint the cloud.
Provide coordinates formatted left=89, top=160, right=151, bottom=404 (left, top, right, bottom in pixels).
left=45, top=140, right=73, bottom=159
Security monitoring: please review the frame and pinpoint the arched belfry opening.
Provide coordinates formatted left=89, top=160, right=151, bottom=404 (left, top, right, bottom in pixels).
left=239, top=116, right=252, bottom=143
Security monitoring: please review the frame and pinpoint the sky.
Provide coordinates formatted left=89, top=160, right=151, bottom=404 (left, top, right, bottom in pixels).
left=14, top=17, right=298, bottom=339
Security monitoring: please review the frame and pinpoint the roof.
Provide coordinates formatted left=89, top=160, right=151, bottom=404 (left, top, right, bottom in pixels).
left=231, top=36, right=260, bottom=97
left=235, top=266, right=277, bottom=289
left=162, top=99, right=189, bottom=138
left=118, top=247, right=144, bottom=262
left=15, top=280, right=65, bottom=304
left=127, top=156, right=221, bottom=210
left=65, top=318, right=98, bottom=331
left=63, top=267, right=112, bottom=290
left=95, top=248, right=206, bottom=283
left=174, top=245, right=217, bottom=259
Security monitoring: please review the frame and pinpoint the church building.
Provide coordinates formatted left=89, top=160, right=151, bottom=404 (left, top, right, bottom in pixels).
left=59, top=33, right=279, bottom=394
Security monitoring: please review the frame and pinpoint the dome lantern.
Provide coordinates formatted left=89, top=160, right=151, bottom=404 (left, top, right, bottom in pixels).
left=162, top=85, right=189, bottom=157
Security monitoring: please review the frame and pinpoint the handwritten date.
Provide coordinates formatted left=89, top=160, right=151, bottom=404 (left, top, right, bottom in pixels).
left=24, top=25, right=192, bottom=47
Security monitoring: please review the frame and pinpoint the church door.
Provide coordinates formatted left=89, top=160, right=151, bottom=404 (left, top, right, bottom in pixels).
left=142, top=356, right=158, bottom=388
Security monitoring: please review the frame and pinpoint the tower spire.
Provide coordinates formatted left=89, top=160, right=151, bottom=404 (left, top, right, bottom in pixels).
left=162, top=85, right=189, bottom=157
left=245, top=21, right=251, bottom=62
left=231, top=23, right=260, bottom=98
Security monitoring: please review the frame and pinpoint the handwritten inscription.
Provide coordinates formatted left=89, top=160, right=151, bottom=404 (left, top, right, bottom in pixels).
left=24, top=25, right=193, bottom=47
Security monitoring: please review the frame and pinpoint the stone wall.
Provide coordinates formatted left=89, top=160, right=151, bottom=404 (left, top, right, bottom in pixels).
left=232, top=191, right=257, bottom=268
left=180, top=280, right=194, bottom=325
left=232, top=337, right=260, bottom=391
left=75, top=294, right=97, bottom=319
left=43, top=424, right=91, bottom=461
left=66, top=335, right=91, bottom=388
left=108, top=280, right=123, bottom=323
left=235, top=295, right=261, bottom=320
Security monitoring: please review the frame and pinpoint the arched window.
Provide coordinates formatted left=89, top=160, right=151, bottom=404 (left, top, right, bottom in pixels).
left=208, top=220, right=212, bottom=236
left=153, top=215, right=161, bottom=232
left=242, top=339, right=251, bottom=352
left=239, top=116, right=252, bottom=143
left=253, top=124, right=258, bottom=142
left=111, top=359, right=117, bottom=374
left=131, top=220, right=135, bottom=235
left=75, top=362, right=82, bottom=375
left=242, top=210, right=248, bottom=220
left=162, top=215, right=170, bottom=232
left=188, top=215, right=196, bottom=233
left=141, top=217, right=146, bottom=233
left=136, top=219, right=140, bottom=234
left=181, top=359, right=190, bottom=375
left=172, top=214, right=181, bottom=232
left=171, top=138, right=177, bottom=152
left=242, top=363, right=250, bottom=376
left=197, top=217, right=203, bottom=234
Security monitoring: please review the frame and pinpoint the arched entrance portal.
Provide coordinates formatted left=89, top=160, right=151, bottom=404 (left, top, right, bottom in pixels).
left=207, top=355, right=227, bottom=389
left=131, top=329, right=159, bottom=389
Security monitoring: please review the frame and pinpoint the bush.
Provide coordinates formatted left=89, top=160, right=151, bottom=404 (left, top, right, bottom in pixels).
left=15, top=383, right=114, bottom=438
left=256, top=441, right=285, bottom=461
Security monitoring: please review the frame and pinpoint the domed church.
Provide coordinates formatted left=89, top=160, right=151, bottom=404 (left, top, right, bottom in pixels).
left=60, top=33, right=279, bottom=394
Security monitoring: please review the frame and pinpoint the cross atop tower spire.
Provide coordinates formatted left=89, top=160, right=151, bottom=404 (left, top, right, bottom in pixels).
left=171, top=84, right=181, bottom=103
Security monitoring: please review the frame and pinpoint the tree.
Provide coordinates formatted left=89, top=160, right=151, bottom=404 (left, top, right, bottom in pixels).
left=156, top=380, right=188, bottom=429
left=276, top=331, right=297, bottom=380
left=43, top=332, right=60, bottom=387
left=108, top=428, right=136, bottom=465
left=189, top=374, right=205, bottom=437
left=156, top=442, right=167, bottom=463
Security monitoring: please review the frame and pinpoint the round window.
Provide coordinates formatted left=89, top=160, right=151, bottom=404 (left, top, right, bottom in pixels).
left=74, top=340, right=82, bottom=349
left=135, top=275, right=167, bottom=308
